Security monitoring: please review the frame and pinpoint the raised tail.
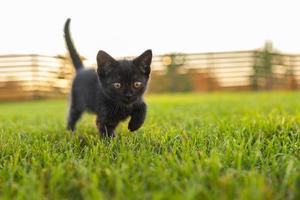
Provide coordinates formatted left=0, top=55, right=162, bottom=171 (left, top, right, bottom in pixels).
left=64, top=18, right=84, bottom=72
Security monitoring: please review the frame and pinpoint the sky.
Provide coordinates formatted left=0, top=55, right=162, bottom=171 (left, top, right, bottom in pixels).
left=1, top=0, right=300, bottom=63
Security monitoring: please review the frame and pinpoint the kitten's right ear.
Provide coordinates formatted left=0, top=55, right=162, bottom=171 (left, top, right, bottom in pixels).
left=97, top=50, right=117, bottom=76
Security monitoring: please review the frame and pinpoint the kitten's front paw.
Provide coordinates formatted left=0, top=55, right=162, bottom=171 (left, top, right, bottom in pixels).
left=128, top=121, right=142, bottom=132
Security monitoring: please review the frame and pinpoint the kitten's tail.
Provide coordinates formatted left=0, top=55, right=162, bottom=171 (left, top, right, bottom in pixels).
left=64, top=18, right=84, bottom=72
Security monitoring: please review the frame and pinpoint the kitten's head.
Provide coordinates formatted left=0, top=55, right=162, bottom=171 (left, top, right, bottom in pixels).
left=97, top=50, right=152, bottom=105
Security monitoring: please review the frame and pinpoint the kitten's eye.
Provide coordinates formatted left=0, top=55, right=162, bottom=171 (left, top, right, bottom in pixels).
left=113, top=82, right=121, bottom=88
left=133, top=81, right=142, bottom=88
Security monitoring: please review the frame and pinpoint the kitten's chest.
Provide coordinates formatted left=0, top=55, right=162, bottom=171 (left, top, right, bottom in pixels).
left=106, top=105, right=132, bottom=121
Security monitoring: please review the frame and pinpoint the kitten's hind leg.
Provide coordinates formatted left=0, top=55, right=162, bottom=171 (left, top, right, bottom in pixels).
left=67, top=106, right=83, bottom=132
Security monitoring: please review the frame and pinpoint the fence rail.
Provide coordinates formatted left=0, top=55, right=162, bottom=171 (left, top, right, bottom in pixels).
left=0, top=50, right=300, bottom=100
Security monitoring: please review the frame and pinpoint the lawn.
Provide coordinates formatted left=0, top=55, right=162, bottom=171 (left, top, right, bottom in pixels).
left=0, top=92, right=299, bottom=200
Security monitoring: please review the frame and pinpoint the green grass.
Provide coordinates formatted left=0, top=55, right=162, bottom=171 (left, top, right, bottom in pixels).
left=0, top=92, right=299, bottom=200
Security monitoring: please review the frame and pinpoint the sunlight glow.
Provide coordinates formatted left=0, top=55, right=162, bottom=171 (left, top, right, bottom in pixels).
left=0, top=0, right=300, bottom=64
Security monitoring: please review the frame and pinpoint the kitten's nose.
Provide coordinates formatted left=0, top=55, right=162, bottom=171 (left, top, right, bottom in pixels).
left=125, top=93, right=133, bottom=100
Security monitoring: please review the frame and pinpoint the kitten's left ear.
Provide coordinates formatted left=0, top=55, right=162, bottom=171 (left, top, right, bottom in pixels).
left=133, top=49, right=152, bottom=75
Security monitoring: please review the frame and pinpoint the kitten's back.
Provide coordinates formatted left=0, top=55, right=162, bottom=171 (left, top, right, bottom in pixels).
left=71, top=69, right=100, bottom=112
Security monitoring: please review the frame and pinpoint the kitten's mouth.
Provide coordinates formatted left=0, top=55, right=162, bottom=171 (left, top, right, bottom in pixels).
left=122, top=97, right=136, bottom=105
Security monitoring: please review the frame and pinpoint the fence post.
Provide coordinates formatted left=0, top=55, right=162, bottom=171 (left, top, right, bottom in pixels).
left=207, top=53, right=214, bottom=91
left=31, top=54, right=38, bottom=99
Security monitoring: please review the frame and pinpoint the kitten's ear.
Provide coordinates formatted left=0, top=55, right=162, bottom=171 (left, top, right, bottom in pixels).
left=97, top=50, right=117, bottom=76
left=133, top=49, right=152, bottom=75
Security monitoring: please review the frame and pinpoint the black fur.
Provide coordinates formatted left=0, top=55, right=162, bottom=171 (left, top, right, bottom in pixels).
left=64, top=19, right=152, bottom=137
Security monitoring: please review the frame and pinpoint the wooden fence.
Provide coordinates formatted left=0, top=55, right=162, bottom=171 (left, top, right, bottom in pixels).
left=0, top=54, right=73, bottom=100
left=0, top=50, right=300, bottom=100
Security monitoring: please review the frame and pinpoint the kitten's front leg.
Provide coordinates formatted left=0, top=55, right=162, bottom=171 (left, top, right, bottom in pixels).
left=128, top=102, right=147, bottom=132
left=100, top=124, right=117, bottom=137
left=96, top=116, right=118, bottom=137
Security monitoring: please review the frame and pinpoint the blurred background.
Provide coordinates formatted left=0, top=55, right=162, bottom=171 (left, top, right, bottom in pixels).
left=1, top=0, right=300, bottom=100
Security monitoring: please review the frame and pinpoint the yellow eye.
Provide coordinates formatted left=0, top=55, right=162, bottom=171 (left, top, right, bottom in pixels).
left=133, top=81, right=142, bottom=88
left=113, top=82, right=121, bottom=88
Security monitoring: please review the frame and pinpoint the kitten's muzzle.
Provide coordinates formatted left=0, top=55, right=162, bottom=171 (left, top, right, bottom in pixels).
left=123, top=93, right=136, bottom=104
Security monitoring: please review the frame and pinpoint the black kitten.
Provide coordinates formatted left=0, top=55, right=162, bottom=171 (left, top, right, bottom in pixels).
left=64, top=18, right=152, bottom=137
